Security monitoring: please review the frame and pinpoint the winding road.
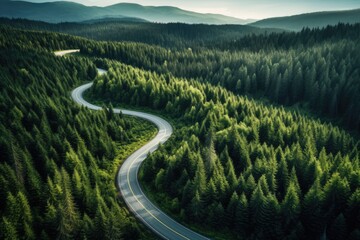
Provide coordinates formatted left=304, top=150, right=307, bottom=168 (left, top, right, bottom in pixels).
left=63, top=50, right=210, bottom=240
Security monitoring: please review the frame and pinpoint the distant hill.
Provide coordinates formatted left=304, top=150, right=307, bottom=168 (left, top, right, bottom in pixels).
left=0, top=18, right=281, bottom=49
left=0, top=1, right=253, bottom=24
left=250, top=8, right=360, bottom=31
left=81, top=17, right=148, bottom=24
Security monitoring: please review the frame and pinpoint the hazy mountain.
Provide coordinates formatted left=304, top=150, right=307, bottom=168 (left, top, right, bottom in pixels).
left=250, top=8, right=360, bottom=31
left=81, top=17, right=148, bottom=24
left=0, top=1, right=254, bottom=24
left=103, top=3, right=255, bottom=24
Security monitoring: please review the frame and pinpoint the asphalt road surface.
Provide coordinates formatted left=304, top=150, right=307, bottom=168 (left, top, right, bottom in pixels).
left=71, top=66, right=210, bottom=240
left=54, top=49, right=80, bottom=56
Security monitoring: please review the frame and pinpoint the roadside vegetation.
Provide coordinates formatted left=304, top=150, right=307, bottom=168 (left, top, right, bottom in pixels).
left=0, top=28, right=156, bottom=239
left=0, top=21, right=359, bottom=240
left=88, top=59, right=360, bottom=240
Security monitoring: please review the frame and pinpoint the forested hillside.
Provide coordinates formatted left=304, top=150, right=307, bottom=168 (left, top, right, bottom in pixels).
left=8, top=19, right=354, bottom=131
left=87, top=57, right=360, bottom=239
left=0, top=18, right=277, bottom=49
left=0, top=26, right=156, bottom=239
left=250, top=8, right=360, bottom=31
left=74, top=23, right=360, bottom=133
left=0, top=20, right=359, bottom=240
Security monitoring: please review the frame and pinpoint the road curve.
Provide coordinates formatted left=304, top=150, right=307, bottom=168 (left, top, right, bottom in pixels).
left=71, top=69, right=210, bottom=240
left=55, top=49, right=80, bottom=56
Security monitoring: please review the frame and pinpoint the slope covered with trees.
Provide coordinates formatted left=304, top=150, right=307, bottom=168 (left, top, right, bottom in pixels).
left=0, top=26, right=156, bottom=239
left=12, top=19, right=353, bottom=132
left=250, top=8, right=360, bottom=31
left=87, top=58, right=360, bottom=239
left=1, top=20, right=359, bottom=240
left=76, top=23, right=360, bottom=133
left=0, top=18, right=277, bottom=49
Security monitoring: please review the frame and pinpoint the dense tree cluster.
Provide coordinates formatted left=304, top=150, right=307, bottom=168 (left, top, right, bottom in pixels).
left=88, top=60, right=360, bottom=239
left=0, top=27, right=156, bottom=239
left=2, top=18, right=359, bottom=51
left=1, top=21, right=359, bottom=240
left=79, top=24, right=360, bottom=133
left=2, top=20, right=359, bottom=131
left=215, top=23, right=360, bottom=51
left=0, top=18, right=277, bottom=49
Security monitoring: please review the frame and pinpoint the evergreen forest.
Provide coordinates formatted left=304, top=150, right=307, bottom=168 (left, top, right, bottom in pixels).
left=0, top=18, right=359, bottom=240
left=0, top=26, right=157, bottom=239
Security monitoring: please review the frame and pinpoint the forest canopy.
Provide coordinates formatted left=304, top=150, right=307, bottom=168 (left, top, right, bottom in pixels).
left=0, top=26, right=156, bottom=239
left=87, top=57, right=360, bottom=239
left=0, top=20, right=359, bottom=240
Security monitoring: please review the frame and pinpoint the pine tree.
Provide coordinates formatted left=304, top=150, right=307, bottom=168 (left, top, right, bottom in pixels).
left=203, top=129, right=217, bottom=176
left=323, top=173, right=350, bottom=215
left=0, top=217, right=18, bottom=240
left=155, top=168, right=165, bottom=191
left=193, top=158, right=207, bottom=194
left=5, top=192, right=20, bottom=229
left=281, top=182, right=300, bottom=233
left=289, top=167, right=302, bottom=197
left=44, top=202, right=58, bottom=238
left=17, top=191, right=34, bottom=239
left=202, top=179, right=218, bottom=206
left=258, top=175, right=270, bottom=196
left=235, top=193, right=250, bottom=235
left=94, top=205, right=107, bottom=239
left=181, top=180, right=194, bottom=208
left=57, top=168, right=79, bottom=239
left=226, top=159, right=238, bottom=190
left=228, top=126, right=251, bottom=173
left=245, top=174, right=257, bottom=197
left=301, top=179, right=325, bottom=238
left=190, top=191, right=204, bottom=222
left=250, top=184, right=267, bottom=231
left=105, top=205, right=125, bottom=240
left=260, top=194, right=282, bottom=239
left=225, top=192, right=239, bottom=228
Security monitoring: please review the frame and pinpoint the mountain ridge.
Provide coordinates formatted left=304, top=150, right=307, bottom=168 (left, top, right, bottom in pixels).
left=2, top=1, right=359, bottom=29
left=250, top=8, right=360, bottom=31
left=0, top=1, right=253, bottom=24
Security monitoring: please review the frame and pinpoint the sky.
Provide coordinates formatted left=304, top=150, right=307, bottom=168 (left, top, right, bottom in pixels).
left=24, top=0, right=360, bottom=19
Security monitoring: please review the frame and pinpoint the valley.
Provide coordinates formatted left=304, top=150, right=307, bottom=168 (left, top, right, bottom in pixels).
left=0, top=1, right=359, bottom=240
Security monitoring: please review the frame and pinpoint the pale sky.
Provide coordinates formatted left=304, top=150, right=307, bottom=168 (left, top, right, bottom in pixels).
left=24, top=0, right=360, bottom=19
